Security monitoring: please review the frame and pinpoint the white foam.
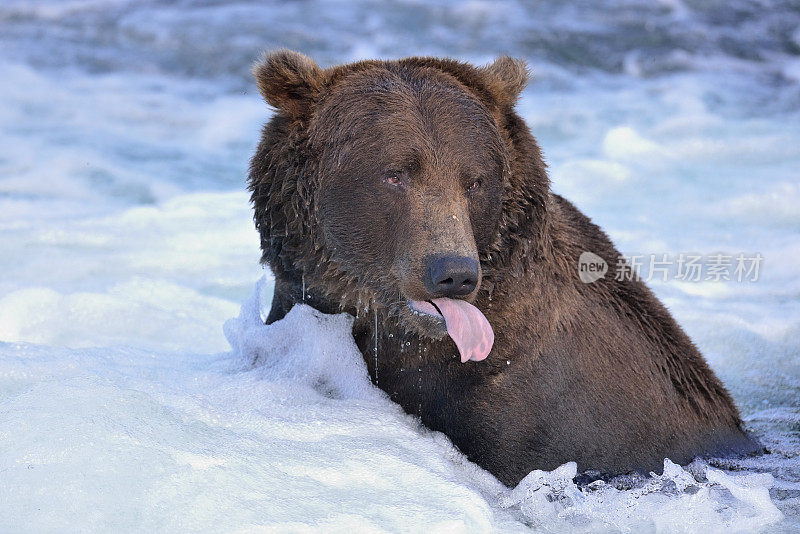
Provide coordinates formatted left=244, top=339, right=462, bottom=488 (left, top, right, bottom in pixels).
left=717, top=181, right=800, bottom=227
left=223, top=277, right=380, bottom=401
left=551, top=159, right=632, bottom=205
left=0, top=280, right=788, bottom=532
left=603, top=126, right=666, bottom=161
left=0, top=284, right=521, bottom=531
left=500, top=459, right=782, bottom=533
left=0, top=279, right=238, bottom=352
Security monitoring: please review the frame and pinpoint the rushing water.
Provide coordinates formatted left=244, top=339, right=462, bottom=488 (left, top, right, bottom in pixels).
left=0, top=1, right=798, bottom=531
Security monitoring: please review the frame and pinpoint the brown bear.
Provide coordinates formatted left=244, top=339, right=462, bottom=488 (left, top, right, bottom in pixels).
left=247, top=50, right=761, bottom=486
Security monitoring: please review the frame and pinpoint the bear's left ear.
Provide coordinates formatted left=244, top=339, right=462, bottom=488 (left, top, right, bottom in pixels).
left=479, top=56, right=529, bottom=107
left=253, top=50, right=324, bottom=118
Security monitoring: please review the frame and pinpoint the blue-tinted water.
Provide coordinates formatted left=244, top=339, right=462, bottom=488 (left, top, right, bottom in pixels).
left=0, top=1, right=798, bottom=531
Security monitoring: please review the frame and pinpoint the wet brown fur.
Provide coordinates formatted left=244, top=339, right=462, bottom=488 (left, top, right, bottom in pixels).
left=248, top=50, right=761, bottom=486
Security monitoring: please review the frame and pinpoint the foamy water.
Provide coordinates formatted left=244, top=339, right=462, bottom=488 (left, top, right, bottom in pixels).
left=0, top=1, right=798, bottom=531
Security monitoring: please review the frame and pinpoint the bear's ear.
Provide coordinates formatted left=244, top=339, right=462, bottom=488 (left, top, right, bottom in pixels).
left=479, top=56, right=529, bottom=107
left=253, top=50, right=324, bottom=118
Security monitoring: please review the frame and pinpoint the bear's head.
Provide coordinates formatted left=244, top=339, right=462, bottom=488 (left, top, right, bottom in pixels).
left=249, top=51, right=550, bottom=357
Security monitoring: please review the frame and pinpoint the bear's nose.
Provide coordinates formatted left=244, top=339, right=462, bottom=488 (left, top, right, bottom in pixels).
left=424, top=256, right=480, bottom=297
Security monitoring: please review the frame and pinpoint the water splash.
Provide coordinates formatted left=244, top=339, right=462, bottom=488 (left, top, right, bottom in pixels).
left=498, top=459, right=783, bottom=532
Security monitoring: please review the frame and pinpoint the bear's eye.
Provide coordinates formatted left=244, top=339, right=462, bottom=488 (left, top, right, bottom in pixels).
left=466, top=179, right=482, bottom=194
left=383, top=170, right=405, bottom=188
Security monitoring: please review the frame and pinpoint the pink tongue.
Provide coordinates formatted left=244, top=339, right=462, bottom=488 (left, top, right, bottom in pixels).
left=430, top=298, right=494, bottom=363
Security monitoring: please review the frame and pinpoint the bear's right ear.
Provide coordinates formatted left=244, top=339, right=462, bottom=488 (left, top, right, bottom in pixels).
left=253, top=50, right=323, bottom=118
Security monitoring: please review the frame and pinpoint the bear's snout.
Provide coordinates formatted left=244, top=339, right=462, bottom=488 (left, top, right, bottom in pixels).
left=423, top=255, right=479, bottom=298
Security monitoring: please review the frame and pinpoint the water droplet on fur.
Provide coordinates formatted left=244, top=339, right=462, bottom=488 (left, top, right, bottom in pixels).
left=417, top=348, right=423, bottom=415
left=373, top=307, right=379, bottom=386
left=417, top=348, right=423, bottom=398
